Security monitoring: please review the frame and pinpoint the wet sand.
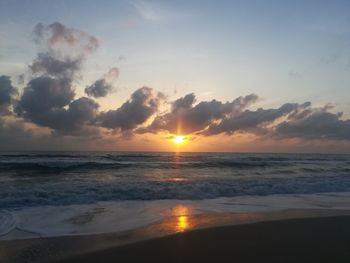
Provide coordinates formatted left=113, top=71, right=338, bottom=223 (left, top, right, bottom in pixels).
left=59, top=216, right=350, bottom=263
left=1, top=210, right=350, bottom=263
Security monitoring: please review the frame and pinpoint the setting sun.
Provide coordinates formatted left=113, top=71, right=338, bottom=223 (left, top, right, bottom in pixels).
left=173, top=135, right=185, bottom=144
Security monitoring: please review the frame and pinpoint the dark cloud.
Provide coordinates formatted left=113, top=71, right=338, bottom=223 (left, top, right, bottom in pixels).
left=16, top=77, right=74, bottom=115
left=275, top=109, right=350, bottom=140
left=85, top=68, right=119, bottom=98
left=30, top=22, right=100, bottom=81
left=85, top=79, right=112, bottom=98
left=16, top=76, right=99, bottom=135
left=98, top=87, right=164, bottom=131
left=171, top=93, right=196, bottom=112
left=138, top=91, right=350, bottom=142
left=139, top=93, right=258, bottom=134
left=49, top=97, right=100, bottom=135
left=0, top=76, right=18, bottom=115
left=13, top=22, right=103, bottom=136
left=205, top=102, right=311, bottom=135
left=30, top=53, right=81, bottom=78
left=33, top=22, right=99, bottom=55
left=11, top=22, right=163, bottom=138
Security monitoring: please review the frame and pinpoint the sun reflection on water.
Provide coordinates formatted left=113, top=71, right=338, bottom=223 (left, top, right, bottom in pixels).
left=172, top=177, right=189, bottom=182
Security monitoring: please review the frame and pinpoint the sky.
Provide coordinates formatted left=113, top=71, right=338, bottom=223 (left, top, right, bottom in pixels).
left=0, top=0, right=350, bottom=152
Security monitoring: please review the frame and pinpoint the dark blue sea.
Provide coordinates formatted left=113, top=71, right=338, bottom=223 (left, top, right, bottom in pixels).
left=1, top=152, right=350, bottom=209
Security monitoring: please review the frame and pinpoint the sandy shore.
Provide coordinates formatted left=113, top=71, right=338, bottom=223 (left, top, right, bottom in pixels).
left=1, top=209, right=350, bottom=263
left=60, top=215, right=350, bottom=263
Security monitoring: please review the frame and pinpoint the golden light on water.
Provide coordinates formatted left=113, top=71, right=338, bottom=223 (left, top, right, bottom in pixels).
left=172, top=177, right=189, bottom=182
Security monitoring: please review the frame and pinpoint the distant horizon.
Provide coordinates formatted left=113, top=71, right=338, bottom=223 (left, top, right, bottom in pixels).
left=1, top=149, right=349, bottom=155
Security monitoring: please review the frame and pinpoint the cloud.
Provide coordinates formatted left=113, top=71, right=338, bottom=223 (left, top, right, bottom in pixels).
left=171, top=93, right=196, bottom=112
left=98, top=86, right=165, bottom=131
left=12, top=22, right=104, bottom=136
left=51, top=97, right=100, bottom=136
left=0, top=76, right=18, bottom=115
left=16, top=76, right=99, bottom=135
left=205, top=102, right=311, bottom=135
left=275, top=108, right=350, bottom=140
left=15, top=22, right=155, bottom=137
left=30, top=22, right=100, bottom=80
left=139, top=93, right=258, bottom=134
left=138, top=92, right=350, bottom=142
left=85, top=79, right=113, bottom=98
left=32, top=22, right=99, bottom=56
left=85, top=68, right=119, bottom=98
left=3, top=22, right=163, bottom=139
left=128, top=0, right=192, bottom=23
left=129, top=0, right=161, bottom=21
left=29, top=53, right=81, bottom=78
left=17, top=77, right=74, bottom=114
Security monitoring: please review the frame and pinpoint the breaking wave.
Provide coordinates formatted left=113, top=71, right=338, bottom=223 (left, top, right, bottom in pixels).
left=0, top=152, right=349, bottom=208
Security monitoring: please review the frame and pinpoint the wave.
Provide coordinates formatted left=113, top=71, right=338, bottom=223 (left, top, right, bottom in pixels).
left=1, top=152, right=349, bottom=209
left=0, top=159, right=294, bottom=172
left=0, top=210, right=18, bottom=237
left=0, top=154, right=88, bottom=158
left=0, top=162, right=132, bottom=172
left=1, top=174, right=350, bottom=209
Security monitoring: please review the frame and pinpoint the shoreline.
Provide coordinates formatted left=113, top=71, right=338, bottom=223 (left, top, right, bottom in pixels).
left=1, top=209, right=350, bottom=262
left=2, top=192, right=350, bottom=241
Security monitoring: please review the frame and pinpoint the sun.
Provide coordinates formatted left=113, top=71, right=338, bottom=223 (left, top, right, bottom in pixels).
left=173, top=135, right=185, bottom=144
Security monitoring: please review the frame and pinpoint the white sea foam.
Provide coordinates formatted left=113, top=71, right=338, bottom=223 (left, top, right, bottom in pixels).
left=1, top=192, right=350, bottom=240
left=0, top=210, right=18, bottom=237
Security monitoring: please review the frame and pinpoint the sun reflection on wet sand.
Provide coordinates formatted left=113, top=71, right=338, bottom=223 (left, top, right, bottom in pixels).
left=158, top=206, right=270, bottom=235
left=171, top=205, right=193, bottom=232
left=172, top=205, right=192, bottom=216
left=176, top=215, right=189, bottom=232
left=148, top=204, right=274, bottom=237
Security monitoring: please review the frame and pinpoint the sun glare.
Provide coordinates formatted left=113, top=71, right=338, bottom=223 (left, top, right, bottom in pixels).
left=173, top=135, right=185, bottom=144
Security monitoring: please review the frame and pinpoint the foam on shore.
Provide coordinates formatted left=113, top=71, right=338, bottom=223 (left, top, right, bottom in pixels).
left=1, top=192, right=350, bottom=240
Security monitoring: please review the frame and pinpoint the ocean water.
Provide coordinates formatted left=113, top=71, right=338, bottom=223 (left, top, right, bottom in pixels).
left=1, top=151, right=350, bottom=209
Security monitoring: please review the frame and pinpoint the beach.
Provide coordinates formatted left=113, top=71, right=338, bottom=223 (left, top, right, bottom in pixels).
left=1, top=209, right=350, bottom=263
left=60, top=215, right=350, bottom=263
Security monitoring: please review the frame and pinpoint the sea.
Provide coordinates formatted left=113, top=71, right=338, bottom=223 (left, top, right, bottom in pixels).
left=1, top=151, right=350, bottom=239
